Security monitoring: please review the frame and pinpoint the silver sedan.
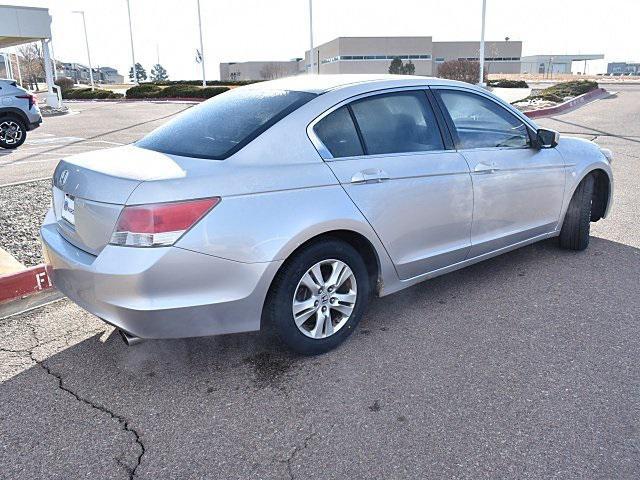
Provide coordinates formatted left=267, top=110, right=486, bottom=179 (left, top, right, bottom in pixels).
left=41, top=75, right=614, bottom=354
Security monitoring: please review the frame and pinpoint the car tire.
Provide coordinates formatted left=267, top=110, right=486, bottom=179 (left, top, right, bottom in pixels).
left=0, top=115, right=27, bottom=149
left=559, top=174, right=595, bottom=251
left=265, top=238, right=371, bottom=355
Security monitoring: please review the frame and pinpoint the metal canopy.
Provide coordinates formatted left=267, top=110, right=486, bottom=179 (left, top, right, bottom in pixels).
left=0, top=5, right=60, bottom=107
left=0, top=5, right=52, bottom=47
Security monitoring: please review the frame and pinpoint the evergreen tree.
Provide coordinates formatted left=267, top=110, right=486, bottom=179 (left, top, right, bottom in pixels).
left=402, top=60, right=416, bottom=75
left=388, top=57, right=404, bottom=74
left=150, top=64, right=169, bottom=81
left=128, top=62, right=147, bottom=82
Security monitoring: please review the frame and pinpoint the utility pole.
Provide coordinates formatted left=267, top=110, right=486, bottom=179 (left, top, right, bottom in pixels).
left=308, top=0, right=315, bottom=74
left=126, top=0, right=138, bottom=85
left=479, top=0, right=486, bottom=85
left=73, top=11, right=95, bottom=90
left=196, top=0, right=206, bottom=86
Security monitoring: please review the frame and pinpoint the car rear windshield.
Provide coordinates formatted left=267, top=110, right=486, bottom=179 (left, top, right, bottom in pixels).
left=136, top=88, right=317, bottom=160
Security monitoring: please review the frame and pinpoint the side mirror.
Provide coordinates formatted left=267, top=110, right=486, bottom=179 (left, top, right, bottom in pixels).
left=536, top=128, right=560, bottom=148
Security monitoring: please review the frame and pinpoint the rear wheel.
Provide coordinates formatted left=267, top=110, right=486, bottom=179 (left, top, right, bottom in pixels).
left=559, top=175, right=595, bottom=251
left=0, top=116, right=27, bottom=149
left=265, top=239, right=370, bottom=355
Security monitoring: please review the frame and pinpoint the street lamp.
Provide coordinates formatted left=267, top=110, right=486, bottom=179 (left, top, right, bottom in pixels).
left=479, top=0, right=486, bottom=86
left=73, top=10, right=95, bottom=91
left=126, top=0, right=138, bottom=85
left=196, top=0, right=206, bottom=87
left=308, top=0, right=314, bottom=74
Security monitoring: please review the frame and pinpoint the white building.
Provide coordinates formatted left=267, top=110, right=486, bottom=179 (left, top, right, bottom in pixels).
left=520, top=54, right=605, bottom=75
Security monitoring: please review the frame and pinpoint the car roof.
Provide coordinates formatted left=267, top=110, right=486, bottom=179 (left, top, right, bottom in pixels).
left=251, top=74, right=479, bottom=94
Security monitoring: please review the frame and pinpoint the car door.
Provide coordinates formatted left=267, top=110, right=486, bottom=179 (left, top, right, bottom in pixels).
left=432, top=87, right=566, bottom=258
left=308, top=88, right=473, bottom=280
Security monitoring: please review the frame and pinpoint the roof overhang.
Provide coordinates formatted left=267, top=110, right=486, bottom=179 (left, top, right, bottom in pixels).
left=522, top=54, right=605, bottom=62
left=0, top=5, right=52, bottom=48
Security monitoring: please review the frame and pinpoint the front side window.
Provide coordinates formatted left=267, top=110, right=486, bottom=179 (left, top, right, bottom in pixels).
left=437, top=90, right=530, bottom=149
left=313, top=106, right=364, bottom=158
left=137, top=88, right=316, bottom=160
left=349, top=91, right=444, bottom=155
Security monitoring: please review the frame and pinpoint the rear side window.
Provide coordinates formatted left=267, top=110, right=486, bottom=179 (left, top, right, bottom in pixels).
left=313, top=106, right=364, bottom=158
left=349, top=91, right=444, bottom=155
left=437, top=90, right=530, bottom=149
left=137, top=88, right=316, bottom=160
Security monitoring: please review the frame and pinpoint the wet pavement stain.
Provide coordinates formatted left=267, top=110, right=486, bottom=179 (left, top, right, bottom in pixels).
left=243, top=351, right=297, bottom=390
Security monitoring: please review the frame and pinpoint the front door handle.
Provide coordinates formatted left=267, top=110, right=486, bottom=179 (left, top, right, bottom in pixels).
left=474, top=162, right=499, bottom=174
left=351, top=168, right=390, bottom=184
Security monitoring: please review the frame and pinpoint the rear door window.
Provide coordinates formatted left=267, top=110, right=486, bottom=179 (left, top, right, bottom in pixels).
left=137, top=88, right=316, bottom=160
left=313, top=106, right=364, bottom=158
left=349, top=91, right=444, bottom=155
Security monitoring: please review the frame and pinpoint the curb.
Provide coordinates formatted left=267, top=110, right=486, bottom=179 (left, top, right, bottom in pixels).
left=0, top=264, right=53, bottom=304
left=524, top=88, right=610, bottom=119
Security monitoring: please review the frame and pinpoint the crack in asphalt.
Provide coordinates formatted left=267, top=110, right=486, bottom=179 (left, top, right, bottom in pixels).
left=5, top=321, right=146, bottom=479
left=284, top=430, right=318, bottom=480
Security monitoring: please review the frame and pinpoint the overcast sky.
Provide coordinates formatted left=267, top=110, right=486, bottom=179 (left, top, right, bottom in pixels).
left=6, top=0, right=638, bottom=79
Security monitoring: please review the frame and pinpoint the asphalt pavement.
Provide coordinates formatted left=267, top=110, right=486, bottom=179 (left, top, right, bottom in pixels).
left=0, top=88, right=639, bottom=479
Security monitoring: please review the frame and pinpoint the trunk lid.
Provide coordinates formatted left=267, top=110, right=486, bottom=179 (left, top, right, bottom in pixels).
left=51, top=145, right=190, bottom=255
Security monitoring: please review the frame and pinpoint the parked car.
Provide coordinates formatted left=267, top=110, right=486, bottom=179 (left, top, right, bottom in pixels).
left=41, top=75, right=614, bottom=355
left=0, top=79, right=41, bottom=149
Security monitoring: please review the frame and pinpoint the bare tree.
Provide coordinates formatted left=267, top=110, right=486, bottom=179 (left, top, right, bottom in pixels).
left=259, top=63, right=289, bottom=80
left=17, top=43, right=46, bottom=90
left=437, top=59, right=487, bottom=84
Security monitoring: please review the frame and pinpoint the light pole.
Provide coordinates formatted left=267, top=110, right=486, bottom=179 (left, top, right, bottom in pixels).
left=126, top=0, right=138, bottom=85
left=308, top=0, right=314, bottom=74
left=73, top=10, right=95, bottom=90
left=196, top=0, right=206, bottom=86
left=479, top=0, right=486, bottom=86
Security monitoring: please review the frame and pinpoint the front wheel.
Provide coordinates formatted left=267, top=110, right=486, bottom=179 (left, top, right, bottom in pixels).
left=265, top=239, right=371, bottom=355
left=559, top=175, right=595, bottom=251
left=0, top=116, right=27, bottom=149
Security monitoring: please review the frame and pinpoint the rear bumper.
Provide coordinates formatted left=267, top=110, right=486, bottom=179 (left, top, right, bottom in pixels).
left=27, top=118, right=42, bottom=131
left=40, top=213, right=281, bottom=339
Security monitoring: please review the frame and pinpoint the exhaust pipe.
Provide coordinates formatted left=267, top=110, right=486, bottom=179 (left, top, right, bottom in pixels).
left=119, top=329, right=143, bottom=346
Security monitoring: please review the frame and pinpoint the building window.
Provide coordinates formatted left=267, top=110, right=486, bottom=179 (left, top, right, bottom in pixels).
left=320, top=54, right=431, bottom=64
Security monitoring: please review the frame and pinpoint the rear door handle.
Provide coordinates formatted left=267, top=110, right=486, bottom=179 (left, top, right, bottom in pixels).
left=474, top=162, right=499, bottom=174
left=351, top=168, right=390, bottom=184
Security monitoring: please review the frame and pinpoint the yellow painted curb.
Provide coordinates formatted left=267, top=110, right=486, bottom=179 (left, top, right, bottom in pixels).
left=0, top=248, right=25, bottom=276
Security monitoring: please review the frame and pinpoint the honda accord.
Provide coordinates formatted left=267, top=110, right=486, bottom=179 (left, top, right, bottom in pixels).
left=41, top=75, right=613, bottom=354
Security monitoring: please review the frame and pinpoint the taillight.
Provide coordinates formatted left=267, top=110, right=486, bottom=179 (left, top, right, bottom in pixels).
left=110, top=197, right=220, bottom=247
left=16, top=94, right=36, bottom=109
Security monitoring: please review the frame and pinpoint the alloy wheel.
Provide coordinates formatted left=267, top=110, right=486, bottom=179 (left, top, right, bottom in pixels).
left=292, top=259, right=357, bottom=339
left=0, top=121, right=23, bottom=145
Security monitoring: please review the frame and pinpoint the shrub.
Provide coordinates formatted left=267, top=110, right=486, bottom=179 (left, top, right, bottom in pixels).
left=55, top=77, right=74, bottom=91
left=125, top=84, right=162, bottom=98
left=487, top=79, right=529, bottom=88
left=541, top=80, right=598, bottom=98
left=156, top=84, right=229, bottom=98
left=62, top=88, right=123, bottom=99
left=527, top=80, right=598, bottom=103
left=150, top=80, right=262, bottom=86
left=437, top=60, right=488, bottom=84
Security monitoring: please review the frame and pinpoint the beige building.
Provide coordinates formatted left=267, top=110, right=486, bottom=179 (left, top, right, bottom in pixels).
left=220, top=60, right=304, bottom=82
left=221, top=36, right=523, bottom=81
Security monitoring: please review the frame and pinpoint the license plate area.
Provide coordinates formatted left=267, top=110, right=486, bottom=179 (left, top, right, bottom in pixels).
left=61, top=194, right=75, bottom=226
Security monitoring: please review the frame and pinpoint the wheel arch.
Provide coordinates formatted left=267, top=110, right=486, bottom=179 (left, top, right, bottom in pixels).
left=589, top=168, right=611, bottom=221
left=560, top=167, right=613, bottom=228
left=0, top=107, right=29, bottom=126
left=270, top=228, right=384, bottom=297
